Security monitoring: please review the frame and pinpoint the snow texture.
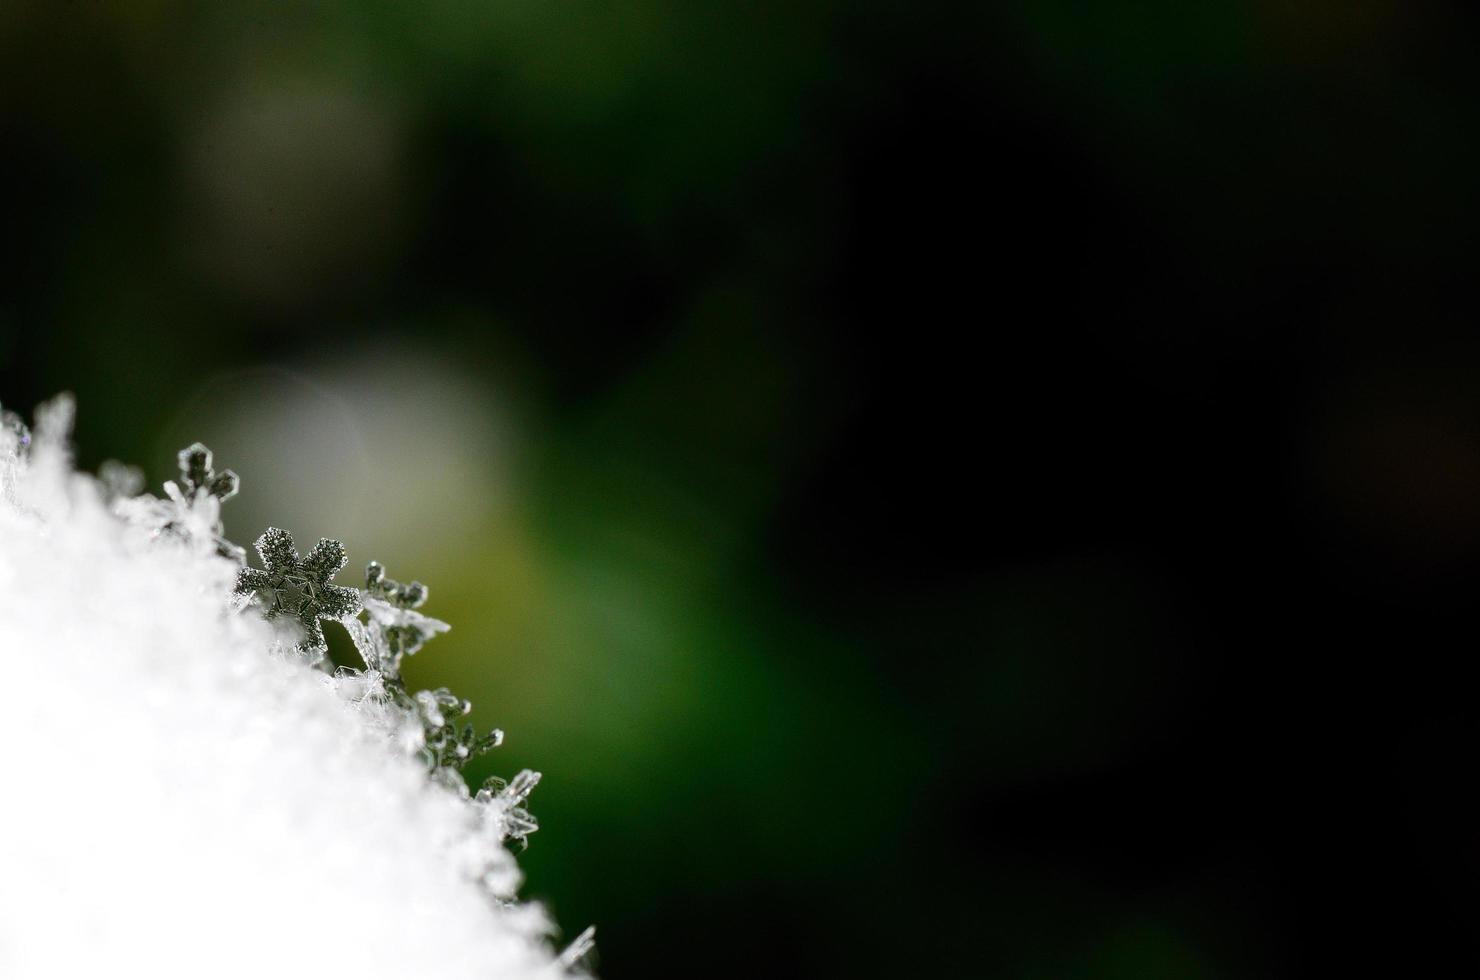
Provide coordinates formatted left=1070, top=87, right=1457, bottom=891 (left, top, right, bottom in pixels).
left=0, top=397, right=587, bottom=980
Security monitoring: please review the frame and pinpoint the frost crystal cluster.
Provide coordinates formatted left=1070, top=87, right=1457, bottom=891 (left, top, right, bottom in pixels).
left=0, top=397, right=593, bottom=980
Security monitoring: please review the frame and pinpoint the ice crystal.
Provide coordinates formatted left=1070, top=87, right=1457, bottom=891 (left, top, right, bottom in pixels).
left=172, top=441, right=240, bottom=502
left=476, top=769, right=544, bottom=849
left=362, top=559, right=451, bottom=669
left=235, top=527, right=363, bottom=651
left=557, top=927, right=598, bottom=973
left=338, top=560, right=513, bottom=800
left=0, top=396, right=593, bottom=979
left=115, top=441, right=246, bottom=562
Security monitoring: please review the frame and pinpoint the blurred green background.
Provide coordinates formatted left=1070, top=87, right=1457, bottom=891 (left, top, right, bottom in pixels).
left=5, top=2, right=1480, bottom=977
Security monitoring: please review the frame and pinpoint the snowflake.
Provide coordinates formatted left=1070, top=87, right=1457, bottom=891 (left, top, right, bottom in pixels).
left=235, top=527, right=362, bottom=651
left=117, top=442, right=245, bottom=562
left=362, top=560, right=450, bottom=670
left=411, top=686, right=504, bottom=774
left=171, top=442, right=240, bottom=502
left=475, top=769, right=542, bottom=849
left=340, top=563, right=502, bottom=783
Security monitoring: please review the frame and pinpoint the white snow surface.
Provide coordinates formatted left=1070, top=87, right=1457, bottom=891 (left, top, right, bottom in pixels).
left=0, top=399, right=576, bottom=980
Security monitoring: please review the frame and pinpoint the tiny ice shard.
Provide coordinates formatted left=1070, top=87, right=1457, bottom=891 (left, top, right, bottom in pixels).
left=502, top=768, right=541, bottom=806
left=556, top=925, right=597, bottom=971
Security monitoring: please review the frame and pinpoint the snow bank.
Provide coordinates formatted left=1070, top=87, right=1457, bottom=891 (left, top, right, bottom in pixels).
left=0, top=397, right=590, bottom=980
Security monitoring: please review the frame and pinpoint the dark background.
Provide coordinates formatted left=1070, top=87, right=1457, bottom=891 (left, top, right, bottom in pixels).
left=3, top=3, right=1477, bottom=977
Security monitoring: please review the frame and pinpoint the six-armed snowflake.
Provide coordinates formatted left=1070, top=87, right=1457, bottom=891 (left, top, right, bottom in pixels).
left=235, top=527, right=363, bottom=650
